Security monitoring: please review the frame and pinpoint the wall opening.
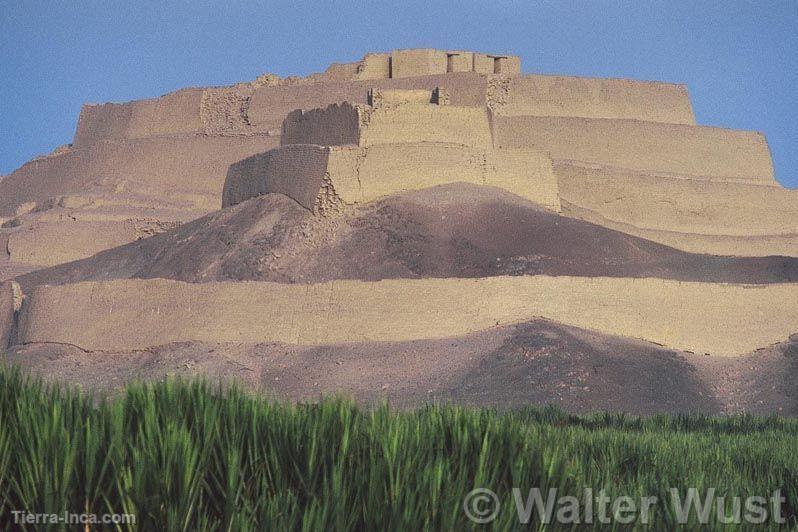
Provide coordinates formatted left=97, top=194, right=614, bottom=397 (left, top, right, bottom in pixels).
left=493, top=57, right=502, bottom=74
left=446, top=54, right=457, bottom=73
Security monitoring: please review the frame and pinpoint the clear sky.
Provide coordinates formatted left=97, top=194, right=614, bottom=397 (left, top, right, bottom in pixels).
left=1, top=1, right=796, bottom=186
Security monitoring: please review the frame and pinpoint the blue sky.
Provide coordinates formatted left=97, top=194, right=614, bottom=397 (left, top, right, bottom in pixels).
left=1, top=1, right=796, bottom=186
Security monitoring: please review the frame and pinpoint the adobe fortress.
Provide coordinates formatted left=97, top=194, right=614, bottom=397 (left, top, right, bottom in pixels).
left=2, top=48, right=793, bottom=268
left=2, top=49, right=798, bottom=409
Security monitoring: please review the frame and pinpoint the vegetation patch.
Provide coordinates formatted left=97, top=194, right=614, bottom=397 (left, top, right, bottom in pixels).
left=0, top=366, right=796, bottom=530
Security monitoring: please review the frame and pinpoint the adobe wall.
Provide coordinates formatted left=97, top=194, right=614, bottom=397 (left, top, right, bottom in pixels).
left=473, top=53, right=496, bottom=74
left=495, top=116, right=777, bottom=186
left=222, top=143, right=561, bottom=211
left=391, top=49, right=448, bottom=79
left=445, top=51, right=475, bottom=73
left=281, top=101, right=493, bottom=149
left=68, top=67, right=700, bottom=147
left=556, top=162, right=798, bottom=237
left=355, top=53, right=391, bottom=80
left=495, top=75, right=696, bottom=125
left=69, top=54, right=500, bottom=146
left=369, top=88, right=437, bottom=106
left=0, top=135, right=277, bottom=217
left=280, top=104, right=361, bottom=146
left=73, top=89, right=205, bottom=147
left=69, top=73, right=488, bottom=146
left=222, top=145, right=330, bottom=210
left=357, top=49, right=521, bottom=79
left=200, top=85, right=257, bottom=135
left=359, top=104, right=493, bottom=148
left=489, top=149, right=561, bottom=210
left=494, top=56, right=521, bottom=75
left=319, top=61, right=360, bottom=82
left=16, top=276, right=798, bottom=356
left=247, top=73, right=488, bottom=132
left=5, top=220, right=142, bottom=266
left=326, top=144, right=560, bottom=210
left=560, top=202, right=798, bottom=257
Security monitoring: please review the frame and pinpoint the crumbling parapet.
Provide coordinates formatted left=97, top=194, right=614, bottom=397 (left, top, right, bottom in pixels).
left=355, top=53, right=392, bottom=80
left=200, top=86, right=254, bottom=135
left=281, top=96, right=492, bottom=149
left=390, top=49, right=448, bottom=79
left=281, top=103, right=361, bottom=147
left=358, top=49, right=522, bottom=80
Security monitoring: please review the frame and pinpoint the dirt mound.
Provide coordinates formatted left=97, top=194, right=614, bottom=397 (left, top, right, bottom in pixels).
left=3, top=319, right=714, bottom=415
left=9, top=319, right=798, bottom=416
left=17, top=183, right=798, bottom=289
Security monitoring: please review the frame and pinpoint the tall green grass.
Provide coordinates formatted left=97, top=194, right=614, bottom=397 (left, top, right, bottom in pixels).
left=0, top=365, right=796, bottom=530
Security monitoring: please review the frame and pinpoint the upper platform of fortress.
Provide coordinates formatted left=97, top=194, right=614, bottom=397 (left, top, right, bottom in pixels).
left=70, top=48, right=698, bottom=148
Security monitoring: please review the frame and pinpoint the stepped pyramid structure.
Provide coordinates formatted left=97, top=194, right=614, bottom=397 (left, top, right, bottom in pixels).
left=2, top=49, right=798, bottom=413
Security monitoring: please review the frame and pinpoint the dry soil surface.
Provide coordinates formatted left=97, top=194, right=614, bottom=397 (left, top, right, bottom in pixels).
left=8, top=319, right=798, bottom=416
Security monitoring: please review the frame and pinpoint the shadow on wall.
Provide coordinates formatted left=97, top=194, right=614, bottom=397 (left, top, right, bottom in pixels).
left=221, top=146, right=331, bottom=210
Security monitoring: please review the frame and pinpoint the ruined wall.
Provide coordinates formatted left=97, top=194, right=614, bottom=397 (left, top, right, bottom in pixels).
left=1, top=190, right=190, bottom=267
left=446, top=51, right=474, bottom=73
left=0, top=135, right=277, bottom=217
left=281, top=104, right=361, bottom=146
left=331, top=143, right=485, bottom=202
left=355, top=53, right=392, bottom=79
left=321, top=62, right=361, bottom=81
left=73, top=89, right=205, bottom=147
left=560, top=203, right=798, bottom=258
left=16, top=276, right=798, bottom=356
left=280, top=101, right=493, bottom=149
left=5, top=220, right=143, bottom=266
left=247, top=73, right=488, bottom=132
left=473, top=53, right=496, bottom=74
left=222, top=145, right=330, bottom=210
left=494, top=75, right=696, bottom=124
left=68, top=50, right=501, bottom=145
left=67, top=51, right=700, bottom=150
left=359, top=104, right=493, bottom=148
left=556, top=162, right=798, bottom=237
left=369, top=89, right=435, bottom=106
left=327, top=144, right=560, bottom=210
left=489, top=149, right=561, bottom=210
left=200, top=85, right=256, bottom=135
left=391, top=49, right=448, bottom=78
left=493, top=56, right=521, bottom=75
left=495, top=116, right=777, bottom=186
left=223, top=143, right=561, bottom=211
left=69, top=72, right=699, bottom=147
left=351, top=49, right=520, bottom=79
